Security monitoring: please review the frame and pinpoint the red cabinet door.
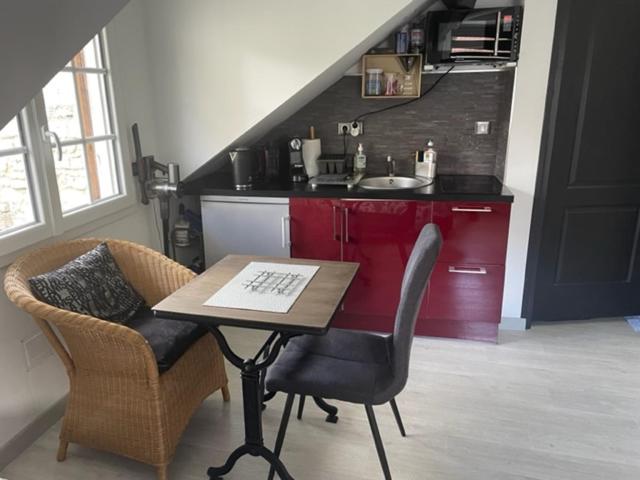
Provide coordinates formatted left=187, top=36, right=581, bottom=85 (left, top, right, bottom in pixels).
left=335, top=200, right=432, bottom=332
left=433, top=202, right=511, bottom=264
left=290, top=198, right=341, bottom=261
left=421, top=262, right=505, bottom=342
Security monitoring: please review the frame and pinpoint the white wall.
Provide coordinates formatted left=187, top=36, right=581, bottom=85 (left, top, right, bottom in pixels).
left=0, top=1, right=160, bottom=452
left=501, top=0, right=558, bottom=322
left=0, top=0, right=128, bottom=130
left=140, top=0, right=434, bottom=179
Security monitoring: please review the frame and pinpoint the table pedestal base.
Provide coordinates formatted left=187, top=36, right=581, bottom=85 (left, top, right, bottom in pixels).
left=206, top=327, right=295, bottom=480
left=207, top=444, right=292, bottom=480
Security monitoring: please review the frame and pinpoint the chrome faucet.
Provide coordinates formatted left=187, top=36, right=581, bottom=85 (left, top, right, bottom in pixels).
left=386, top=156, right=396, bottom=177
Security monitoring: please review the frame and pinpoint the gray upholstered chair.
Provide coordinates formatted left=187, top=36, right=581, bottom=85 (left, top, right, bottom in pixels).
left=265, top=224, right=442, bottom=480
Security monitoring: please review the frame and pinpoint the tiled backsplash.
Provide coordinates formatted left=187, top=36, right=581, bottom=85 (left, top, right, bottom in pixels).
left=257, top=70, right=515, bottom=179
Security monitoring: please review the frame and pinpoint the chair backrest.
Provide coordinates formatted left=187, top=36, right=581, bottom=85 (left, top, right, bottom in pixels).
left=390, top=224, right=442, bottom=396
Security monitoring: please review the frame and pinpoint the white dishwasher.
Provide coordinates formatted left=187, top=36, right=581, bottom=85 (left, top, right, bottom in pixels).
left=201, top=196, right=291, bottom=267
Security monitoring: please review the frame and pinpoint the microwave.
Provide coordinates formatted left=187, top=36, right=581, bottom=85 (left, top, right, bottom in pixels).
left=425, top=7, right=523, bottom=65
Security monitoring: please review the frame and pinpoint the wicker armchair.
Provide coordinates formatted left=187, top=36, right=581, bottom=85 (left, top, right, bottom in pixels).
left=4, top=238, right=229, bottom=480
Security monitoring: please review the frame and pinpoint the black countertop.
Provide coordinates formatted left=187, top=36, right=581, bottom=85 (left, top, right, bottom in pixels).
left=186, top=173, right=514, bottom=203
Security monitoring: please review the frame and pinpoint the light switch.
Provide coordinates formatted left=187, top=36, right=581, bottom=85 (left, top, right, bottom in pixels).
left=475, top=121, right=491, bottom=135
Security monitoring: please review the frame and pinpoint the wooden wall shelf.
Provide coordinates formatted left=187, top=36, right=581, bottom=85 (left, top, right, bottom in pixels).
left=361, top=54, right=423, bottom=100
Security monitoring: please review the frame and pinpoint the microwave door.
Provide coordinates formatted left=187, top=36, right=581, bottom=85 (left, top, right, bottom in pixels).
left=451, top=10, right=502, bottom=61
left=433, top=11, right=469, bottom=63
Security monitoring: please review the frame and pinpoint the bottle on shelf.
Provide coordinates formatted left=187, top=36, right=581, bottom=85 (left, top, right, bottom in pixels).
left=354, top=143, right=367, bottom=175
left=395, top=24, right=410, bottom=54
left=424, top=139, right=438, bottom=179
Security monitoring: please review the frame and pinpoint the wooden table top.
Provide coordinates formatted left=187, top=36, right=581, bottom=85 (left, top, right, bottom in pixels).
left=153, top=255, right=359, bottom=334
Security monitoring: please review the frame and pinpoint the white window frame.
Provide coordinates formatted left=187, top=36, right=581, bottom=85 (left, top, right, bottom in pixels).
left=0, top=30, right=136, bottom=259
left=0, top=109, right=54, bottom=256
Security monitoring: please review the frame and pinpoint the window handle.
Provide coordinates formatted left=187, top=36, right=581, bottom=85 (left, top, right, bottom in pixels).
left=42, top=127, right=63, bottom=162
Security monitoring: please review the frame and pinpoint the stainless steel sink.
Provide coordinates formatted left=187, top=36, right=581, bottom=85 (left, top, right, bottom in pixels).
left=358, top=176, right=432, bottom=190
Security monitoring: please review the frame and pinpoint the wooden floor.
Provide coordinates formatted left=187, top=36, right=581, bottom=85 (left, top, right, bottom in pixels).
left=3, top=319, right=639, bottom=479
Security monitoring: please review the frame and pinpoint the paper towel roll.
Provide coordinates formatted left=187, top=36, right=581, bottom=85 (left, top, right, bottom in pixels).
left=302, top=138, right=321, bottom=178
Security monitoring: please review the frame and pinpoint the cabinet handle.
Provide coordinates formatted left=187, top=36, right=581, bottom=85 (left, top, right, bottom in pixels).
left=344, top=207, right=350, bottom=244
left=448, top=266, right=488, bottom=275
left=451, top=206, right=493, bottom=213
left=332, top=205, right=340, bottom=241
left=281, top=216, right=291, bottom=249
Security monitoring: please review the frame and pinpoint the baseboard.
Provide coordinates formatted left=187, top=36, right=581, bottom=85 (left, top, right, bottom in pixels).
left=0, top=395, right=67, bottom=470
left=499, top=316, right=527, bottom=331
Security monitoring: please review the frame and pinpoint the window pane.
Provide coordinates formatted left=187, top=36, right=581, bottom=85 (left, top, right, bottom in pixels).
left=47, top=34, right=122, bottom=216
left=0, top=154, right=36, bottom=233
left=0, top=117, right=23, bottom=151
left=43, top=72, right=82, bottom=141
left=55, top=144, right=91, bottom=212
left=75, top=37, right=103, bottom=69
left=92, top=140, right=119, bottom=200
left=77, top=72, right=111, bottom=138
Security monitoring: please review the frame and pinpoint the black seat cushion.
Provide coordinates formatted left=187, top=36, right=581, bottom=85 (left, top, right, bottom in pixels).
left=126, top=308, right=206, bottom=374
left=29, top=242, right=144, bottom=323
left=266, top=329, right=394, bottom=405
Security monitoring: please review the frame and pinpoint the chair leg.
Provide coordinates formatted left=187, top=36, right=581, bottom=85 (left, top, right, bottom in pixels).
left=365, top=405, right=392, bottom=480
left=56, top=439, right=69, bottom=462
left=221, top=384, right=231, bottom=402
left=156, top=464, right=168, bottom=480
left=268, top=393, right=295, bottom=480
left=389, top=398, right=406, bottom=437
left=297, top=395, right=306, bottom=420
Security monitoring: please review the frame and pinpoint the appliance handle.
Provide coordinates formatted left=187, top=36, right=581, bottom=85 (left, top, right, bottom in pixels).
left=448, top=266, right=488, bottom=275
left=451, top=206, right=493, bottom=213
left=42, top=127, right=63, bottom=162
left=281, top=215, right=291, bottom=249
left=344, top=207, right=350, bottom=244
left=494, top=11, right=502, bottom=56
left=332, top=205, right=340, bottom=241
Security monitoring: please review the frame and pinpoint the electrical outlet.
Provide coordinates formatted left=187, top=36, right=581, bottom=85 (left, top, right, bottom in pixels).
left=475, top=121, right=491, bottom=135
left=22, top=332, right=53, bottom=371
left=338, top=122, right=364, bottom=137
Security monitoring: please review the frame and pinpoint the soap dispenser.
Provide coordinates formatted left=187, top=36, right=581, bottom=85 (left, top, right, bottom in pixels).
left=354, top=143, right=367, bottom=175
left=416, top=139, right=437, bottom=179
left=424, top=139, right=438, bottom=179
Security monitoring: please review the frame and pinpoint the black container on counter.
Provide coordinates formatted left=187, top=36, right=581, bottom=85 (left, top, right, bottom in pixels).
left=229, top=147, right=256, bottom=190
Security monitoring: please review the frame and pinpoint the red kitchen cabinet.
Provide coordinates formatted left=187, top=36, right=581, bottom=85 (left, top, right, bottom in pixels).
left=426, top=201, right=511, bottom=342
left=290, top=198, right=342, bottom=261
left=419, top=263, right=506, bottom=342
left=290, top=197, right=511, bottom=342
left=433, top=202, right=511, bottom=264
left=336, top=200, right=432, bottom=332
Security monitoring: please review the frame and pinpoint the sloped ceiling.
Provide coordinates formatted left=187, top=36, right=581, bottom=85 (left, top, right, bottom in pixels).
left=140, top=0, right=438, bottom=181
left=0, top=0, right=129, bottom=129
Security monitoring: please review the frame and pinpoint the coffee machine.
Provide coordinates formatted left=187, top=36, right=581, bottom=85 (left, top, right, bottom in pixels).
left=288, top=137, right=308, bottom=183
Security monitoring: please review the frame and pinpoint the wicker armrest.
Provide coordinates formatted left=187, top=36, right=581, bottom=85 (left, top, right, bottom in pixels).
left=7, top=289, right=159, bottom=381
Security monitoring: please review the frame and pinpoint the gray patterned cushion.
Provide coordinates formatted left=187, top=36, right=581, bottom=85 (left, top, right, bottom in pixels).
left=29, top=243, right=144, bottom=323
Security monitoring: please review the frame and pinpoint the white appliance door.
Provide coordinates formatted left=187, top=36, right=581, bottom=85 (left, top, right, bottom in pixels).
left=201, top=196, right=291, bottom=267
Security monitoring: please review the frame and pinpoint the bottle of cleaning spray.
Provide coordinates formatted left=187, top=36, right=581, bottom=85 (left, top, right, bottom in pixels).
left=354, top=143, right=367, bottom=175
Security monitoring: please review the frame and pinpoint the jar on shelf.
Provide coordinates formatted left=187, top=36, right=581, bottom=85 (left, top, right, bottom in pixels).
left=384, top=72, right=399, bottom=96
left=410, top=27, right=425, bottom=54
left=400, top=73, right=416, bottom=96
left=365, top=68, right=384, bottom=96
